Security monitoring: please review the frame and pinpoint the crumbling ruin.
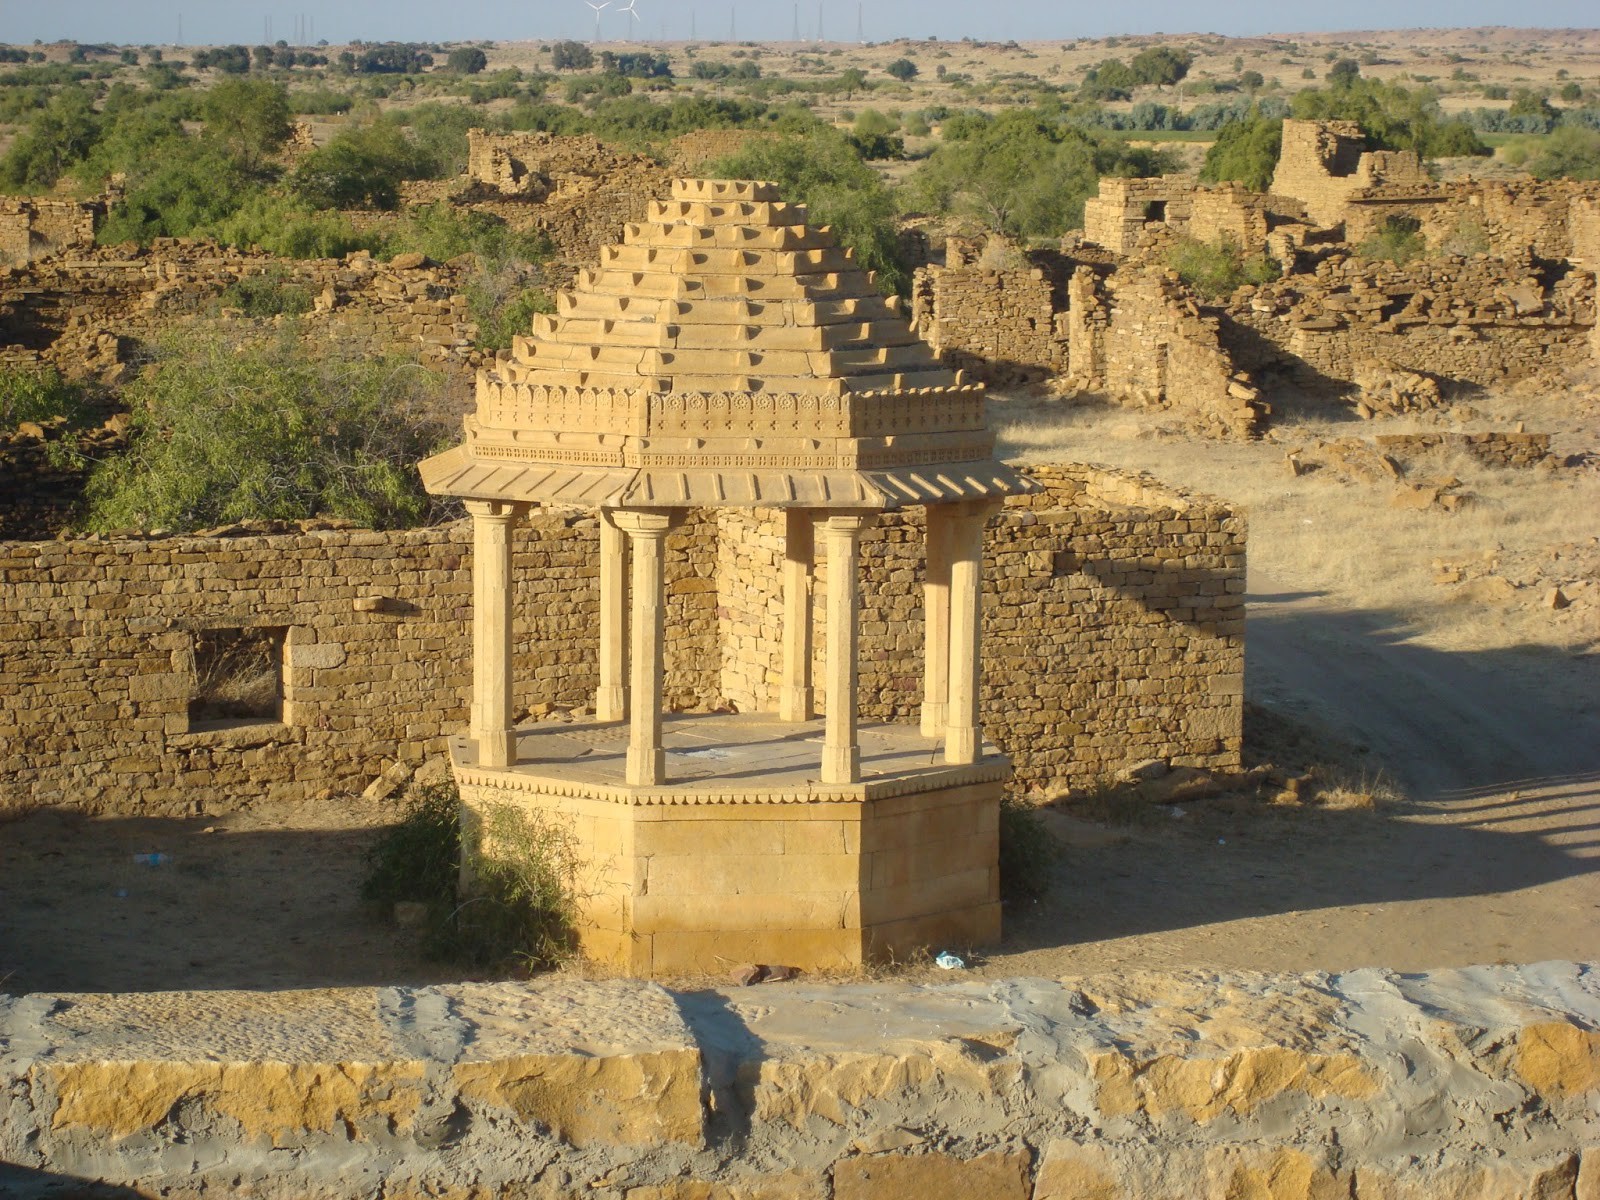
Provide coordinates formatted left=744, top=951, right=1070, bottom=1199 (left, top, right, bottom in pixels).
left=909, top=119, right=1600, bottom=437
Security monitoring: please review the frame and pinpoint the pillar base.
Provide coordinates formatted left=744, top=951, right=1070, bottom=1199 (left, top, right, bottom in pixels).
left=779, top=686, right=815, bottom=723
left=595, top=686, right=626, bottom=724
left=627, top=745, right=666, bottom=787
left=451, top=714, right=1008, bottom=976
left=945, top=727, right=980, bottom=766
left=822, top=745, right=861, bottom=785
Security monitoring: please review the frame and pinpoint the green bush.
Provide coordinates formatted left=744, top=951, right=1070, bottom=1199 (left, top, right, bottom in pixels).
left=203, top=193, right=380, bottom=259
left=363, top=781, right=583, bottom=972
left=1199, top=112, right=1283, bottom=191
left=382, top=203, right=553, bottom=266
left=0, top=365, right=93, bottom=432
left=82, top=333, right=458, bottom=532
left=1529, top=125, right=1600, bottom=181
left=907, top=109, right=1177, bottom=240
left=290, top=119, right=435, bottom=209
left=1357, top=216, right=1427, bottom=264
left=467, top=271, right=555, bottom=351
left=998, top=797, right=1056, bottom=904
left=217, top=271, right=314, bottom=317
left=1166, top=236, right=1279, bottom=300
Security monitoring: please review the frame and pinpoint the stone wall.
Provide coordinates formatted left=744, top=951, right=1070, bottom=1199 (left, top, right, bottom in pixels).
left=715, top=466, right=1245, bottom=790
left=0, top=464, right=1244, bottom=817
left=1082, top=176, right=1197, bottom=256
left=1373, top=430, right=1554, bottom=469
left=910, top=248, right=1067, bottom=385
left=1073, top=267, right=1264, bottom=438
left=1224, top=250, right=1597, bottom=394
left=1081, top=177, right=1268, bottom=258
left=667, top=127, right=782, bottom=172
left=461, top=128, right=672, bottom=262
left=2, top=963, right=1595, bottom=1199
left=0, top=196, right=101, bottom=267
left=0, top=241, right=480, bottom=381
left=1270, top=119, right=1432, bottom=228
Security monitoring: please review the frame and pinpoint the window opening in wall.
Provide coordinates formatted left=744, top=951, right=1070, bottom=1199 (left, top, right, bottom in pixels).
left=1144, top=201, right=1167, bottom=224
left=189, top=627, right=286, bottom=728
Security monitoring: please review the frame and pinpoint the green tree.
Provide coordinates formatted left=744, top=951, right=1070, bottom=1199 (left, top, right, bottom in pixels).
left=885, top=58, right=918, bottom=82
left=0, top=86, right=100, bottom=190
left=290, top=120, right=433, bottom=209
left=711, top=128, right=908, bottom=294
left=909, top=110, right=1175, bottom=238
left=1129, top=46, right=1193, bottom=87
left=1291, top=77, right=1488, bottom=158
left=97, top=143, right=252, bottom=243
left=83, top=334, right=456, bottom=532
left=549, top=40, right=594, bottom=71
left=201, top=77, right=292, bottom=171
left=447, top=47, right=489, bottom=74
left=1080, top=57, right=1137, bottom=101
left=1529, top=126, right=1600, bottom=181
left=1199, top=112, right=1283, bottom=191
left=1327, top=58, right=1361, bottom=86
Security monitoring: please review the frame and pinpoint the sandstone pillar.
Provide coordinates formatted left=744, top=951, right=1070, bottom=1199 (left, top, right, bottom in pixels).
left=466, top=499, right=524, bottom=769
left=596, top=510, right=629, bottom=723
left=779, top=508, right=816, bottom=722
left=921, top=506, right=952, bottom=738
left=946, top=500, right=1000, bottom=766
left=613, top=509, right=678, bottom=787
left=821, top=513, right=875, bottom=785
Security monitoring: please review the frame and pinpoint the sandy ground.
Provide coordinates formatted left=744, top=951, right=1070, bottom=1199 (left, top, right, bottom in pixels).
left=3, top=397, right=1597, bottom=993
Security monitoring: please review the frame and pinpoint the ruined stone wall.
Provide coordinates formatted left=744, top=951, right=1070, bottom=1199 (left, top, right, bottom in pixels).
left=2, top=464, right=1244, bottom=814
left=1225, top=251, right=1597, bottom=392
left=458, top=129, right=671, bottom=261
left=1097, top=268, right=1263, bottom=438
left=0, top=242, right=480, bottom=380
left=715, top=465, right=1245, bottom=791
left=910, top=257, right=1067, bottom=384
left=0, top=514, right=719, bottom=818
left=0, top=197, right=100, bottom=267
left=667, top=127, right=782, bottom=172
left=1372, top=430, right=1553, bottom=469
left=1081, top=176, right=1197, bottom=256
left=4, top=964, right=1595, bottom=1199
left=1270, top=119, right=1431, bottom=229
left=1187, top=185, right=1271, bottom=254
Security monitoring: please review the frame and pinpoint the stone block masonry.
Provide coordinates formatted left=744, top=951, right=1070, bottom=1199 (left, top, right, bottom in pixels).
left=1, top=962, right=1595, bottom=1197
left=0, top=240, right=480, bottom=383
left=0, top=464, right=1243, bottom=817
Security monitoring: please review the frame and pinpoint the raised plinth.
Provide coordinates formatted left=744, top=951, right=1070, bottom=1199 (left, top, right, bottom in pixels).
left=451, top=713, right=1007, bottom=976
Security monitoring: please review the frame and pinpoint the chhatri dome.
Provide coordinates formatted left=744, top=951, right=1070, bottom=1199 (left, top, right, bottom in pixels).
left=419, top=178, right=1033, bottom=975
left=421, top=177, right=1030, bottom=509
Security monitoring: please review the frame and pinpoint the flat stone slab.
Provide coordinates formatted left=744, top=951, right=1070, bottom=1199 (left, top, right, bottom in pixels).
left=2, top=963, right=1597, bottom=1197
left=454, top=712, right=1008, bottom=801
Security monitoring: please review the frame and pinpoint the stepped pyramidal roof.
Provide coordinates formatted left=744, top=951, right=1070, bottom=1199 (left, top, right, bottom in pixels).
left=421, top=178, right=1033, bottom=509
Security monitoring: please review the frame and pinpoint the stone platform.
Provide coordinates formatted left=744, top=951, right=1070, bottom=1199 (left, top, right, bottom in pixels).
left=451, top=713, right=1008, bottom=975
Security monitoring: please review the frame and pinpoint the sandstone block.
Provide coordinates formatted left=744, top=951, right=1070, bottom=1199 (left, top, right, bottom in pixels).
left=831, top=1148, right=1030, bottom=1200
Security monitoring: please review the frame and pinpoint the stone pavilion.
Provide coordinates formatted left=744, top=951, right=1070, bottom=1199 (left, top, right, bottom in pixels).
left=420, top=179, right=1035, bottom=974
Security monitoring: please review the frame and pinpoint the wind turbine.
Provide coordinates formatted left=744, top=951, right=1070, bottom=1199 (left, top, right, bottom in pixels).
left=619, top=0, right=640, bottom=40
left=585, top=0, right=610, bottom=43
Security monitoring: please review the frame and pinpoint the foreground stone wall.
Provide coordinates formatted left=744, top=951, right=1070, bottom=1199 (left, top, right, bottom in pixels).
left=0, top=465, right=1243, bottom=816
left=2, top=963, right=1595, bottom=1198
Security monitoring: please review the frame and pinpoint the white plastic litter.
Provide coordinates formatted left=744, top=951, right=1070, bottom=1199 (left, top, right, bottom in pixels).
left=934, top=951, right=966, bottom=970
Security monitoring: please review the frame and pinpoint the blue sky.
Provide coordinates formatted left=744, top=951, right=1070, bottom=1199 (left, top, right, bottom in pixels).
left=5, top=1, right=1595, bottom=48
